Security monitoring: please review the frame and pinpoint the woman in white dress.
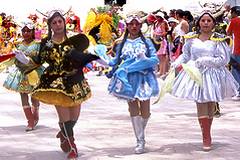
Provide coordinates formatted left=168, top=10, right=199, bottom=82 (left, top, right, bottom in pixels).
left=171, top=11, right=238, bottom=151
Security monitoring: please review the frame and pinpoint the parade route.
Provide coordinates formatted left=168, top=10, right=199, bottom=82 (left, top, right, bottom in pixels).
left=0, top=71, right=240, bottom=160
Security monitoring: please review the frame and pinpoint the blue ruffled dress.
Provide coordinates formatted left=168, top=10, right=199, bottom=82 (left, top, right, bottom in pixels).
left=3, top=41, right=44, bottom=93
left=106, top=37, right=159, bottom=101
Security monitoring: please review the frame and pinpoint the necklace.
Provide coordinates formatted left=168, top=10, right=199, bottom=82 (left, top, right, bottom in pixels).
left=52, top=37, right=66, bottom=44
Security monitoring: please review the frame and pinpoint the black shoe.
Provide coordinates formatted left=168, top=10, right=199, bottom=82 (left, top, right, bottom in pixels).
left=214, top=110, right=221, bottom=118
left=214, top=103, right=221, bottom=118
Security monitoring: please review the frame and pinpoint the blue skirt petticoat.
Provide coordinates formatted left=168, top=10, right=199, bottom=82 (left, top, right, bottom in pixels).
left=108, top=70, right=159, bottom=101
left=3, top=67, right=44, bottom=93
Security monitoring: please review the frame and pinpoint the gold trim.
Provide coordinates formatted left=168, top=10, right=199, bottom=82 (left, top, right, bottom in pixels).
left=183, top=34, right=198, bottom=39
left=209, top=36, right=230, bottom=42
left=52, top=38, right=66, bottom=44
left=31, top=88, right=92, bottom=107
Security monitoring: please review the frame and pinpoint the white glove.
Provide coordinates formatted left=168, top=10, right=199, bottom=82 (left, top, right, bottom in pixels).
left=195, top=59, right=202, bottom=68
left=94, top=44, right=110, bottom=65
left=87, top=45, right=95, bottom=55
left=195, top=57, right=211, bottom=68
left=14, top=50, right=30, bottom=64
left=95, top=44, right=107, bottom=56
left=170, top=61, right=180, bottom=69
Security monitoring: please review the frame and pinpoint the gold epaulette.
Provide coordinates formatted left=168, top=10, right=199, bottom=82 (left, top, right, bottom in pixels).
left=183, top=34, right=198, bottom=39
left=210, top=36, right=230, bottom=42
left=210, top=33, right=230, bottom=42
left=210, top=32, right=232, bottom=46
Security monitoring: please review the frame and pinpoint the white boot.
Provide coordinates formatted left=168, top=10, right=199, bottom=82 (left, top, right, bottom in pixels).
left=131, top=116, right=146, bottom=154
left=142, top=117, right=149, bottom=130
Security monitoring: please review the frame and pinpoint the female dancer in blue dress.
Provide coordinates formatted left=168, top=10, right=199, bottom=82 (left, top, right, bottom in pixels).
left=3, top=21, right=43, bottom=132
left=98, top=13, right=159, bottom=154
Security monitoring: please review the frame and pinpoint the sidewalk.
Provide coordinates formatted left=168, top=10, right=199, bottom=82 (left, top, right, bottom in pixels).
left=0, top=72, right=240, bottom=160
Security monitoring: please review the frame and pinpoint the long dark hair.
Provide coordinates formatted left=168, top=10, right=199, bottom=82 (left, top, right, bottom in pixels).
left=47, top=12, right=67, bottom=40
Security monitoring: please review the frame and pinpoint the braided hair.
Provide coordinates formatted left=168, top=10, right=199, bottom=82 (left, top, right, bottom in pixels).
left=117, top=29, right=151, bottom=58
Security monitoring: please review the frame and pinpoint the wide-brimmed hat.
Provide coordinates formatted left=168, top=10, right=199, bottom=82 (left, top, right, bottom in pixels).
left=155, top=12, right=164, bottom=18
left=168, top=17, right=179, bottom=23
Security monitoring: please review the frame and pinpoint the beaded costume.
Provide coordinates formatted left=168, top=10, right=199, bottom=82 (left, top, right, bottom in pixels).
left=31, top=34, right=99, bottom=107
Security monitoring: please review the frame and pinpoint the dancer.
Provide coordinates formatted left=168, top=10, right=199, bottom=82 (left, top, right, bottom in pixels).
left=97, top=13, right=159, bottom=154
left=3, top=21, right=43, bottom=132
left=171, top=11, right=238, bottom=151
left=18, top=10, right=99, bottom=159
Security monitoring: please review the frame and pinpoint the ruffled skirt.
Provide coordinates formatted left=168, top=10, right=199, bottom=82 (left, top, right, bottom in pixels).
left=3, top=67, right=44, bottom=93
left=172, top=67, right=239, bottom=103
left=31, top=75, right=91, bottom=107
left=108, top=70, right=159, bottom=101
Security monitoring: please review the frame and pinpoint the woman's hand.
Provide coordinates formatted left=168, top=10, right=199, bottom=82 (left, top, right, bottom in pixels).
left=13, top=50, right=30, bottom=64
left=170, top=61, right=180, bottom=69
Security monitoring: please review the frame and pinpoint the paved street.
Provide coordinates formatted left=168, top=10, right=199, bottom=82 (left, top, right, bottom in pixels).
left=0, top=71, right=240, bottom=160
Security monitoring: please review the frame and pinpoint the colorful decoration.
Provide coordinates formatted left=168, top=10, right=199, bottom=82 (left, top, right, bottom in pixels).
left=83, top=5, right=121, bottom=46
left=0, top=53, right=15, bottom=63
left=66, top=10, right=81, bottom=33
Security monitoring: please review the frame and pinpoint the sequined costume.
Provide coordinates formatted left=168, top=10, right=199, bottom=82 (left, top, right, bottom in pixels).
left=3, top=40, right=43, bottom=93
left=31, top=34, right=99, bottom=107
left=171, top=32, right=239, bottom=102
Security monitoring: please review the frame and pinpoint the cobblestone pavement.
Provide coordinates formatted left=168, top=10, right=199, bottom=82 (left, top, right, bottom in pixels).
left=0, top=72, right=239, bottom=160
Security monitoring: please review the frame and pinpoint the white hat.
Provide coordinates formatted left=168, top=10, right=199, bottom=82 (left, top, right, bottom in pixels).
left=21, top=19, right=34, bottom=30
left=155, top=12, right=164, bottom=18
left=168, top=17, right=179, bottom=23
left=125, top=14, right=142, bottom=23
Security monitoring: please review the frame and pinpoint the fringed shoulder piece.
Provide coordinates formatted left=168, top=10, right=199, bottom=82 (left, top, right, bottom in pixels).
left=183, top=32, right=198, bottom=39
left=210, top=32, right=231, bottom=43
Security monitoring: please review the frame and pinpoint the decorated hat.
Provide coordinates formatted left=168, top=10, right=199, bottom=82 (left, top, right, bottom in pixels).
left=125, top=13, right=142, bottom=23
left=36, top=7, right=72, bottom=20
left=21, top=19, right=35, bottom=30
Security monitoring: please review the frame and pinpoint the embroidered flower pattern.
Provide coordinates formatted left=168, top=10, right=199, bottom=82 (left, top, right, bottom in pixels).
left=45, top=40, right=54, bottom=49
left=50, top=77, right=65, bottom=89
left=121, top=39, right=147, bottom=60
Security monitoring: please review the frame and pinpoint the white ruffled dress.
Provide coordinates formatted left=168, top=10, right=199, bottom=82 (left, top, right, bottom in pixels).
left=172, top=33, right=239, bottom=103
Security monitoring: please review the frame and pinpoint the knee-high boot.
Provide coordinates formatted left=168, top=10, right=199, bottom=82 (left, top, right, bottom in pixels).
left=142, top=117, right=149, bottom=130
left=131, top=116, right=146, bottom=154
left=32, top=106, right=39, bottom=127
left=61, top=121, right=78, bottom=159
left=198, top=117, right=212, bottom=151
left=23, top=106, right=35, bottom=132
left=57, top=123, right=71, bottom=153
